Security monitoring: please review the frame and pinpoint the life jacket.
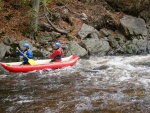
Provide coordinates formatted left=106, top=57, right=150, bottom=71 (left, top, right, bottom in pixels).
left=18, top=49, right=33, bottom=63
left=50, top=47, right=64, bottom=62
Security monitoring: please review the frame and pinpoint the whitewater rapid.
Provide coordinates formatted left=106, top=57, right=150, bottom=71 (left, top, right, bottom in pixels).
left=0, top=54, right=150, bottom=112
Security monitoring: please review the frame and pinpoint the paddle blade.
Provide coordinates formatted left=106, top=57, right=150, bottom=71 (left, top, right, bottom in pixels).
left=28, top=59, right=36, bottom=65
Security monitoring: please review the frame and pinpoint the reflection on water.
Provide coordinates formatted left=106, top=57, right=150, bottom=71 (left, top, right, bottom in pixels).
left=1, top=55, right=150, bottom=112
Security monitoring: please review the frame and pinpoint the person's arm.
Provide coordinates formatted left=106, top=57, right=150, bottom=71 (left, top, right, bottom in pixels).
left=50, top=50, right=59, bottom=58
left=16, top=47, right=24, bottom=56
left=61, top=48, right=64, bottom=57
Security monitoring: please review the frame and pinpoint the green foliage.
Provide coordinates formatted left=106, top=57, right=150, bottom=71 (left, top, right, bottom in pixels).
left=21, top=0, right=31, bottom=6
left=0, top=0, right=4, bottom=10
left=22, top=0, right=29, bottom=4
left=41, top=0, right=51, bottom=6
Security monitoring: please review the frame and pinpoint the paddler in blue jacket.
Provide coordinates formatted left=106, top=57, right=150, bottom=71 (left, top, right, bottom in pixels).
left=16, top=43, right=33, bottom=65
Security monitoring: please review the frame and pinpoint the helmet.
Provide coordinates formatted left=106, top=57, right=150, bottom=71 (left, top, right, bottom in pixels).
left=23, top=43, right=29, bottom=48
left=55, top=42, right=61, bottom=47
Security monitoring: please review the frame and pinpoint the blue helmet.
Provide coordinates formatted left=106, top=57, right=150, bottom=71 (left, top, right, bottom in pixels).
left=55, top=42, right=61, bottom=47
left=23, top=43, right=29, bottom=48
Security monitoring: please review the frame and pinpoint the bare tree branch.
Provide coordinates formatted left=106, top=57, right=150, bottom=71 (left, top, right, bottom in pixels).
left=44, top=13, right=69, bottom=34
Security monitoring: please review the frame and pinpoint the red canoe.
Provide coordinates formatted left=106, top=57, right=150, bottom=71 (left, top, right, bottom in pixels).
left=0, top=55, right=79, bottom=73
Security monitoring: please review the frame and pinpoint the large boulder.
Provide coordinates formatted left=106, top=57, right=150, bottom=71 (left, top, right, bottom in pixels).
left=120, top=15, right=147, bottom=36
left=0, top=42, right=11, bottom=59
left=82, top=32, right=110, bottom=55
left=3, top=37, right=15, bottom=45
left=66, top=41, right=88, bottom=57
left=147, top=41, right=150, bottom=53
left=116, top=38, right=147, bottom=54
left=78, top=23, right=95, bottom=39
left=132, top=38, right=147, bottom=54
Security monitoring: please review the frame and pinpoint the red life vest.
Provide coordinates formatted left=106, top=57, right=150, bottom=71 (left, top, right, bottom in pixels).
left=49, top=47, right=64, bottom=62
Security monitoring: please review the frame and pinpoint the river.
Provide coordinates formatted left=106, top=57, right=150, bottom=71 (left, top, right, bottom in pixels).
left=0, top=55, right=150, bottom=113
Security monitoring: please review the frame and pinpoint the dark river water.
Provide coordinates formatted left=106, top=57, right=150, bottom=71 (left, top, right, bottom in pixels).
left=1, top=55, right=150, bottom=113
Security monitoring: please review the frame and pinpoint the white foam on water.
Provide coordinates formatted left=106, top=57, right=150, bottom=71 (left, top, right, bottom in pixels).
left=138, top=78, right=150, bottom=87
left=16, top=100, right=34, bottom=104
left=75, top=96, right=93, bottom=112
left=117, top=71, right=132, bottom=82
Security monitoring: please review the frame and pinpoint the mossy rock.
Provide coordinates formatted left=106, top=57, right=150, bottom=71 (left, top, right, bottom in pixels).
left=8, top=43, right=20, bottom=58
left=33, top=50, right=43, bottom=57
left=66, top=35, right=74, bottom=41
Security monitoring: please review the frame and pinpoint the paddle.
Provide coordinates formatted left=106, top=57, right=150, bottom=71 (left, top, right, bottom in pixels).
left=18, top=49, right=36, bottom=65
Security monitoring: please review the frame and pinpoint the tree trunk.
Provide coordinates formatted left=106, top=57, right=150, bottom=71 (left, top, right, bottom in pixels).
left=149, top=0, right=150, bottom=19
left=32, top=0, right=40, bottom=34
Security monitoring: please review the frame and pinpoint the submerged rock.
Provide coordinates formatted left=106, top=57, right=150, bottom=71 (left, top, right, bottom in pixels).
left=93, top=65, right=109, bottom=70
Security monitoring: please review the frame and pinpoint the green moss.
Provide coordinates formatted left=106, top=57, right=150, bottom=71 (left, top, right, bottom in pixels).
left=33, top=50, right=43, bottom=57
left=66, top=35, right=74, bottom=41
left=0, top=1, right=4, bottom=10
left=44, top=33, right=53, bottom=37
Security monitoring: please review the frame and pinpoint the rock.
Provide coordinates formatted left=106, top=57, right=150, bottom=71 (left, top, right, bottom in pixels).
left=51, top=31, right=61, bottom=38
left=40, top=49, right=50, bottom=58
left=100, top=28, right=112, bottom=37
left=9, top=37, right=15, bottom=44
left=66, top=41, right=88, bottom=57
left=120, top=15, right=147, bottom=36
left=81, top=13, right=88, bottom=20
left=62, top=8, right=69, bottom=15
left=132, top=38, right=147, bottom=54
left=82, top=33, right=110, bottom=55
left=108, top=34, right=119, bottom=49
left=115, top=31, right=126, bottom=44
left=0, top=42, right=11, bottom=59
left=115, top=45, right=128, bottom=54
left=78, top=23, right=95, bottom=39
left=3, top=37, right=15, bottom=45
left=147, top=41, right=150, bottom=53
left=93, top=65, right=109, bottom=70
left=3, top=39, right=10, bottom=45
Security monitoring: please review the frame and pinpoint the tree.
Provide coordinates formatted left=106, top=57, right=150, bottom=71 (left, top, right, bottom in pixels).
left=149, top=0, right=150, bottom=19
left=32, top=0, right=40, bottom=35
